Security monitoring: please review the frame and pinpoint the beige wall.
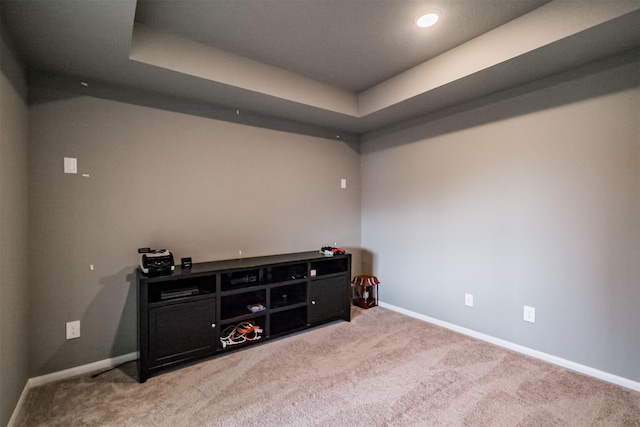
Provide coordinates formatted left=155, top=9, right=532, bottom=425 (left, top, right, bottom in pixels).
left=361, top=55, right=640, bottom=381
left=0, top=32, right=30, bottom=426
left=28, top=93, right=361, bottom=375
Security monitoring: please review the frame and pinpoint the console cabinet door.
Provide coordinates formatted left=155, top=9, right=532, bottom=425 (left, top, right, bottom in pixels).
left=308, top=275, right=350, bottom=325
left=148, top=298, right=216, bottom=369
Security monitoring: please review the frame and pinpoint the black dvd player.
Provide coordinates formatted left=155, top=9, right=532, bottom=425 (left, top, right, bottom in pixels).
left=160, top=287, right=200, bottom=300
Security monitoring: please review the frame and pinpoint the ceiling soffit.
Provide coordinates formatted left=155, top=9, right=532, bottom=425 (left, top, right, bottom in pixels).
left=134, top=1, right=558, bottom=93
left=130, top=23, right=359, bottom=117
left=2, top=0, right=639, bottom=139
left=130, top=1, right=640, bottom=121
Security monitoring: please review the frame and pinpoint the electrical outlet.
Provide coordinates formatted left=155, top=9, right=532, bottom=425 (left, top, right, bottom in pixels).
left=523, top=306, right=536, bottom=323
left=465, top=293, right=474, bottom=307
left=66, top=320, right=80, bottom=339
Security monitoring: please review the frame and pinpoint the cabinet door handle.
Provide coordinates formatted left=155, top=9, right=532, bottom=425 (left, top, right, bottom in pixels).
left=311, top=300, right=316, bottom=305
left=211, top=323, right=216, bottom=328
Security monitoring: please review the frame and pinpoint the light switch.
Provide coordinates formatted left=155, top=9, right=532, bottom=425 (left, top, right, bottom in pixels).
left=64, top=157, right=77, bottom=174
left=341, top=178, right=347, bottom=189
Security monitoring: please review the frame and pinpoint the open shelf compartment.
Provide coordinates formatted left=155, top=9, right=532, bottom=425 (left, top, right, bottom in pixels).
left=311, top=257, right=348, bottom=277
left=270, top=282, right=306, bottom=309
left=219, top=316, right=266, bottom=350
left=221, top=269, right=261, bottom=292
left=270, top=306, right=307, bottom=336
left=221, top=289, right=267, bottom=320
left=148, top=276, right=215, bottom=304
left=264, top=262, right=307, bottom=284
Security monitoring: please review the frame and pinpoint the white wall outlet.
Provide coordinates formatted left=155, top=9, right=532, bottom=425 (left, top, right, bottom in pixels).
left=523, top=306, right=536, bottom=323
left=465, top=293, right=474, bottom=307
left=66, top=320, right=81, bottom=339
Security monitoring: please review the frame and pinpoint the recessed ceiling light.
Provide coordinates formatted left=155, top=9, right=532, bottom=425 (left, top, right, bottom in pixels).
left=416, top=11, right=440, bottom=28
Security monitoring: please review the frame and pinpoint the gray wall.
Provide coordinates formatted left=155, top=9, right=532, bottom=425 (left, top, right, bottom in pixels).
left=361, top=54, right=640, bottom=382
left=28, top=92, right=361, bottom=376
left=0, top=30, right=30, bottom=426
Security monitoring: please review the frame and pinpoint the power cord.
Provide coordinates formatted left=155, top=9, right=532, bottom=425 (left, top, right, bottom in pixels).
left=220, top=321, right=263, bottom=348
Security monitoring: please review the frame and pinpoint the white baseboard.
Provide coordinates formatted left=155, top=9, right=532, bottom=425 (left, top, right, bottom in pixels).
left=8, top=352, right=138, bottom=427
left=26, top=352, right=138, bottom=388
left=379, top=302, right=640, bottom=393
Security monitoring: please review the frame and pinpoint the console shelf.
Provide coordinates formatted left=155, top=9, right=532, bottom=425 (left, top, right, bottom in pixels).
left=137, top=251, right=351, bottom=382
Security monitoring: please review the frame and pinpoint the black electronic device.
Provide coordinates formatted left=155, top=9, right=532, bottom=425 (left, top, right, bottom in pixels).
left=160, top=287, right=199, bottom=300
left=320, top=246, right=345, bottom=256
left=181, top=257, right=192, bottom=269
left=138, top=248, right=175, bottom=277
left=230, top=274, right=257, bottom=285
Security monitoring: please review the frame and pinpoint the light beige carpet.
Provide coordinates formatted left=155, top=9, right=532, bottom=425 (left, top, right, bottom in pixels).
left=15, top=307, right=640, bottom=426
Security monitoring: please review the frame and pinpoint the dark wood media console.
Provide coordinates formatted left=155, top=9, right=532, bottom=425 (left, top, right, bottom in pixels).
left=137, top=251, right=351, bottom=382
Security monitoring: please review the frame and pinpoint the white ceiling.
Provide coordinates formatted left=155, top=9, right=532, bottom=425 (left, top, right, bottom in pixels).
left=2, top=0, right=639, bottom=140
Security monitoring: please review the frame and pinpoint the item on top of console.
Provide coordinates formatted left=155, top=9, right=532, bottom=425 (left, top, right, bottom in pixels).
left=320, top=246, right=346, bottom=256
left=181, top=257, right=192, bottom=269
left=138, top=247, right=175, bottom=277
